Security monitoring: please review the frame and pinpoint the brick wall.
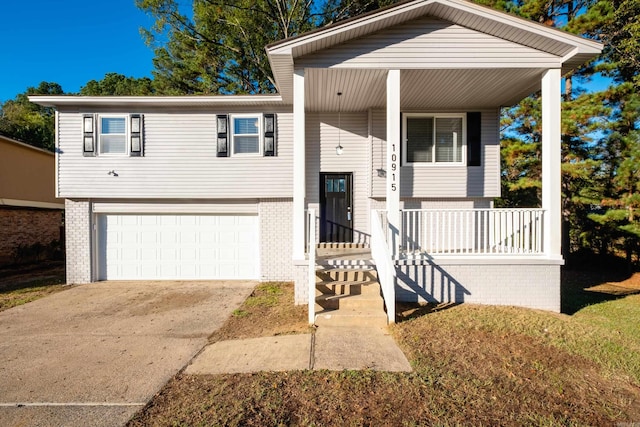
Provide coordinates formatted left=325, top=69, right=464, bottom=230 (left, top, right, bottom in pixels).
left=259, top=198, right=294, bottom=281
left=293, top=263, right=309, bottom=305
left=0, top=207, right=62, bottom=265
left=65, top=199, right=92, bottom=284
left=396, top=260, right=561, bottom=312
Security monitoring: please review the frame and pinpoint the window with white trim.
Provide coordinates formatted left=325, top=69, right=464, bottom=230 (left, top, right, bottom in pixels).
left=231, top=114, right=262, bottom=156
left=99, top=116, right=128, bottom=155
left=403, top=113, right=465, bottom=164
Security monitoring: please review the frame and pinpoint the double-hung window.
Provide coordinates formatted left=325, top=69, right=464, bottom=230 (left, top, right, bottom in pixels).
left=99, top=116, right=128, bottom=155
left=403, top=113, right=465, bottom=164
left=231, top=114, right=262, bottom=156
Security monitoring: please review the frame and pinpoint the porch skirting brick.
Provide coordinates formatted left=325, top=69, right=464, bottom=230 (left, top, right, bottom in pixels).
left=395, top=261, right=560, bottom=312
left=65, top=199, right=92, bottom=284
left=293, top=264, right=309, bottom=305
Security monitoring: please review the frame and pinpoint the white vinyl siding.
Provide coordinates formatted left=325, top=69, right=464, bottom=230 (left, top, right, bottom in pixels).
left=97, top=214, right=259, bottom=280
left=57, top=109, right=292, bottom=198
left=296, top=16, right=562, bottom=69
left=371, top=109, right=500, bottom=198
left=305, top=112, right=370, bottom=244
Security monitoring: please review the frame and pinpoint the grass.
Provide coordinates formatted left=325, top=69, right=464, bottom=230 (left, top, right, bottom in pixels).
left=208, top=282, right=312, bottom=343
left=128, top=274, right=640, bottom=427
left=0, top=265, right=66, bottom=312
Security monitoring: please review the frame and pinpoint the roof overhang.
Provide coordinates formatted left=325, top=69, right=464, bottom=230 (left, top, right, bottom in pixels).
left=266, top=0, right=603, bottom=103
left=0, top=133, right=55, bottom=156
left=28, top=95, right=285, bottom=109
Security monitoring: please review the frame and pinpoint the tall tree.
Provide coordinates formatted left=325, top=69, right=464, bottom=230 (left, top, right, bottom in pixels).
left=583, top=0, right=640, bottom=259
left=80, top=73, right=156, bottom=96
left=137, top=0, right=401, bottom=95
left=0, top=82, right=63, bottom=151
left=137, top=0, right=321, bottom=94
left=495, top=0, right=612, bottom=255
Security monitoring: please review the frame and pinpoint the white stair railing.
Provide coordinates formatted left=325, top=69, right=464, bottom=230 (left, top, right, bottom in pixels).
left=371, top=209, right=395, bottom=324
left=307, top=208, right=316, bottom=325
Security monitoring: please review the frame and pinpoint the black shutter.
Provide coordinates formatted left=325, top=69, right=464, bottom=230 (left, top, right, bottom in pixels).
left=467, top=112, right=481, bottom=166
left=130, top=114, right=143, bottom=157
left=216, top=114, right=229, bottom=157
left=82, top=114, right=96, bottom=157
left=264, top=113, right=276, bottom=156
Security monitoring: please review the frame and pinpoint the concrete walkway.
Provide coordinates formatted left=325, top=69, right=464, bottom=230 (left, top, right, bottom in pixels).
left=186, top=325, right=412, bottom=374
left=0, top=280, right=255, bottom=427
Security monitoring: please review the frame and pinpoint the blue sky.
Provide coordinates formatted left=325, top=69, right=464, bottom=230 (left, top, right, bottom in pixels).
left=0, top=0, right=156, bottom=103
left=1, top=1, right=612, bottom=103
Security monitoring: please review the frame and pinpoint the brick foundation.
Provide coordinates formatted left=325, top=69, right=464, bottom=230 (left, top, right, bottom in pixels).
left=395, top=260, right=561, bottom=312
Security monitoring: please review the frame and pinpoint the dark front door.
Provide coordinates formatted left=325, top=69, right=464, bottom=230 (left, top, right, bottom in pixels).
left=320, top=173, right=353, bottom=242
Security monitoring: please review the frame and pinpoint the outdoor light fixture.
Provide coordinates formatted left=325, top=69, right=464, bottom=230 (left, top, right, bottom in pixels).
left=336, top=91, right=343, bottom=155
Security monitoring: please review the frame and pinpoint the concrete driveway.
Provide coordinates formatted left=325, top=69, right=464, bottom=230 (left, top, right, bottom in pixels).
left=0, top=280, right=255, bottom=427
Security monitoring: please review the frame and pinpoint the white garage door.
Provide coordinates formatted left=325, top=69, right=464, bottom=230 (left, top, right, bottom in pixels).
left=98, top=214, right=259, bottom=280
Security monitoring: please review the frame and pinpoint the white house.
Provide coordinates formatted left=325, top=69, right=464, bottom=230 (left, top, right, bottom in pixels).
left=31, top=0, right=602, bottom=323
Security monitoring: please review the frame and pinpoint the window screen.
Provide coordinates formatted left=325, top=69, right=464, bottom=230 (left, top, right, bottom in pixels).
left=233, top=116, right=260, bottom=154
left=100, top=117, right=127, bottom=154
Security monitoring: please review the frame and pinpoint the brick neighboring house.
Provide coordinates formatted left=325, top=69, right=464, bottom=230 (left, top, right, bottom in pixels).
left=0, top=133, right=64, bottom=266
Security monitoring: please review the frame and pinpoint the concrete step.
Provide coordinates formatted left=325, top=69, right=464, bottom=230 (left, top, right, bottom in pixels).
left=315, top=307, right=388, bottom=328
left=316, top=268, right=377, bottom=282
left=317, top=259, right=375, bottom=268
left=316, top=242, right=368, bottom=249
left=316, top=291, right=384, bottom=311
left=316, top=281, right=381, bottom=297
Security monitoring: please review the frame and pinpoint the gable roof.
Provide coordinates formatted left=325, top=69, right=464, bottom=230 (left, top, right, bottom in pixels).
left=0, top=133, right=54, bottom=157
left=266, top=0, right=602, bottom=102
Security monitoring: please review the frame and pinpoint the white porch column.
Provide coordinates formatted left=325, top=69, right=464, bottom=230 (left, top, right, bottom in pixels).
left=292, top=68, right=306, bottom=260
left=386, top=69, right=401, bottom=255
left=541, top=68, right=562, bottom=258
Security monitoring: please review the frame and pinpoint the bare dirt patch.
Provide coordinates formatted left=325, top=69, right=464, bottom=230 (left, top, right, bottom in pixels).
left=208, top=282, right=311, bottom=343
left=586, top=271, right=640, bottom=295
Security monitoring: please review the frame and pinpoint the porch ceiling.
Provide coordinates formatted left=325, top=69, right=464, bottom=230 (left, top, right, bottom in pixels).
left=304, top=67, right=545, bottom=112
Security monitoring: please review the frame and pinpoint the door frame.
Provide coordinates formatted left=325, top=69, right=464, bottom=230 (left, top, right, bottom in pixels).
left=319, top=172, right=353, bottom=243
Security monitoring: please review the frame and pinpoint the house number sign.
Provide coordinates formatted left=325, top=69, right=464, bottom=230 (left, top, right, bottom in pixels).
left=390, top=142, right=398, bottom=192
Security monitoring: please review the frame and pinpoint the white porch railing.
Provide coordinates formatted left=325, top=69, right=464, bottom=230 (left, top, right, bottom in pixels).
left=401, top=208, right=545, bottom=255
left=307, top=209, right=316, bottom=324
left=371, top=209, right=395, bottom=324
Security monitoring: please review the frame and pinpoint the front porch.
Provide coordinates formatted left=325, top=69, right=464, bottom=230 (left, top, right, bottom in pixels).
left=304, top=207, right=562, bottom=325
left=268, top=0, right=602, bottom=324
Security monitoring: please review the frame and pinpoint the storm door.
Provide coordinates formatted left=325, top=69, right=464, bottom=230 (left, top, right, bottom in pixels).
left=320, top=173, right=353, bottom=242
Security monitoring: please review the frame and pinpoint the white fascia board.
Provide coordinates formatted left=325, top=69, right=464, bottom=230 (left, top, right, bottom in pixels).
left=444, top=0, right=602, bottom=54
left=267, top=0, right=432, bottom=55
left=0, top=198, right=64, bottom=209
left=267, top=0, right=601, bottom=59
left=28, top=95, right=284, bottom=108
